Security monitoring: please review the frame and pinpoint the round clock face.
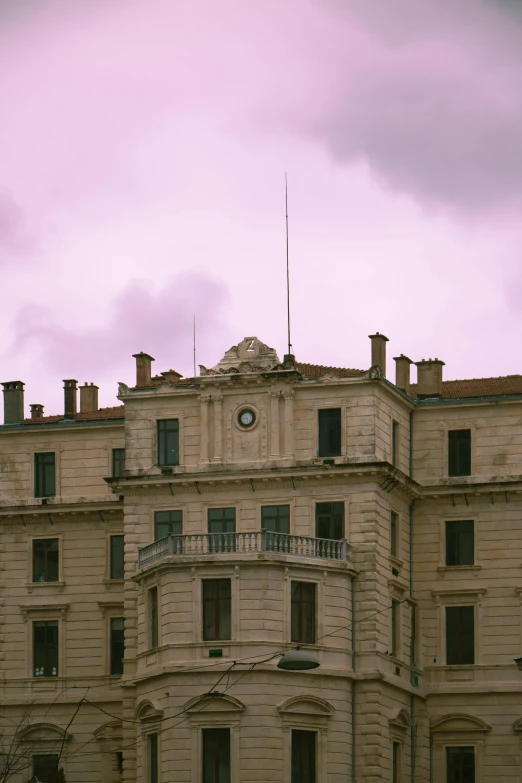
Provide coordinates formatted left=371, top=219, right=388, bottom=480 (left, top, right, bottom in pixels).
left=238, top=409, right=255, bottom=428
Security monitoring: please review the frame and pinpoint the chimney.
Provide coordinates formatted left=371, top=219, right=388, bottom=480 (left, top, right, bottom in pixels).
left=132, top=353, right=155, bottom=387
left=63, top=379, right=78, bottom=419
left=415, top=358, right=445, bottom=399
left=161, top=369, right=183, bottom=383
left=30, top=404, right=44, bottom=420
left=2, top=381, right=25, bottom=424
left=368, top=333, right=389, bottom=377
left=393, top=354, right=413, bottom=393
left=80, top=383, right=99, bottom=413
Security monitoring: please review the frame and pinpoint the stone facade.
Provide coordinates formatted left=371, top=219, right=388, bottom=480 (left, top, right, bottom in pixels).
left=1, top=335, right=522, bottom=781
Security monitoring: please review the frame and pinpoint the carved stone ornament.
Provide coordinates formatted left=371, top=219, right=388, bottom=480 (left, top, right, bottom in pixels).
left=367, top=365, right=384, bottom=380
left=199, top=337, right=281, bottom=376
left=117, top=382, right=130, bottom=396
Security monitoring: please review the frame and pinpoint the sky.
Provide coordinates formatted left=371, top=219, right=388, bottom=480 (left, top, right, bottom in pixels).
left=2, top=0, right=522, bottom=415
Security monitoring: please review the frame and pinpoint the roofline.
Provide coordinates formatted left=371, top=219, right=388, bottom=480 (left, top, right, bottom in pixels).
left=0, top=418, right=125, bottom=433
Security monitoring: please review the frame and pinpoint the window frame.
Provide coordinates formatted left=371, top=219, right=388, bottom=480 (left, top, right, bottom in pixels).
left=207, top=507, right=237, bottom=553
left=390, top=511, right=399, bottom=559
left=202, top=579, right=232, bottom=642
left=391, top=599, right=400, bottom=659
left=446, top=605, right=475, bottom=666
left=291, top=728, right=316, bottom=783
left=315, top=501, right=344, bottom=541
left=290, top=581, right=316, bottom=645
left=32, top=537, right=60, bottom=583
left=391, top=419, right=399, bottom=468
left=33, top=753, right=60, bottom=783
left=154, top=509, right=183, bottom=542
left=317, top=407, right=342, bottom=458
left=33, top=619, right=59, bottom=678
left=447, top=428, right=472, bottom=477
left=202, top=727, right=231, bottom=783
left=261, top=504, right=291, bottom=534
left=109, top=534, right=124, bottom=580
left=148, top=586, right=159, bottom=650
left=34, top=451, right=56, bottom=498
left=148, top=732, right=159, bottom=783
left=157, top=418, right=180, bottom=467
left=110, top=616, right=125, bottom=676
left=446, top=745, right=475, bottom=783
left=112, top=447, right=126, bottom=478
left=433, top=588, right=485, bottom=668
left=445, top=520, right=474, bottom=567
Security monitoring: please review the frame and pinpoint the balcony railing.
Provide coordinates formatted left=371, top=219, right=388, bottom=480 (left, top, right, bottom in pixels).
left=138, top=531, right=351, bottom=569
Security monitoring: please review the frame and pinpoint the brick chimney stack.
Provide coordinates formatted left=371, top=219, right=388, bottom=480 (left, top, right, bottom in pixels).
left=63, top=379, right=78, bottom=419
left=393, top=354, right=413, bottom=393
left=1, top=381, right=25, bottom=424
left=132, top=353, right=155, bottom=387
left=80, top=383, right=99, bottom=413
left=30, top=404, right=44, bottom=420
left=415, top=359, right=445, bottom=399
left=368, top=333, right=389, bottom=377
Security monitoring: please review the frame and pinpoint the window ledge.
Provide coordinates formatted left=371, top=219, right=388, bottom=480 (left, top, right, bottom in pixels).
left=102, top=578, right=124, bottom=587
left=389, top=555, right=404, bottom=571
left=437, top=565, right=482, bottom=577
left=26, top=581, right=65, bottom=593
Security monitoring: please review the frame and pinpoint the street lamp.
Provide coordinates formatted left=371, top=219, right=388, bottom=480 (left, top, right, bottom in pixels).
left=277, top=649, right=320, bottom=671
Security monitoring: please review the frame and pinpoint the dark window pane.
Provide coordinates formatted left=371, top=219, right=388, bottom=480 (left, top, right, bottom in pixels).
left=148, top=733, right=158, bottom=783
left=33, top=538, right=59, bottom=583
left=391, top=600, right=399, bottom=657
left=448, top=430, right=471, bottom=477
left=203, top=728, right=231, bottom=783
left=110, top=617, right=124, bottom=675
left=34, top=452, right=56, bottom=498
left=392, top=742, right=401, bottom=783
left=390, top=512, right=398, bottom=558
left=203, top=579, right=231, bottom=641
left=447, top=746, right=475, bottom=783
left=446, top=606, right=474, bottom=665
left=33, top=754, right=59, bottom=783
left=261, top=505, right=290, bottom=534
left=110, top=535, right=124, bottom=579
left=208, top=508, right=236, bottom=552
left=291, top=730, right=316, bottom=783
left=315, top=502, right=344, bottom=540
left=149, top=587, right=158, bottom=649
left=33, top=621, right=58, bottom=677
left=318, top=408, right=341, bottom=457
left=112, top=448, right=126, bottom=478
left=157, top=419, right=179, bottom=466
left=154, top=510, right=182, bottom=541
left=291, top=582, right=316, bottom=644
left=446, top=521, right=474, bottom=566
left=392, top=420, right=399, bottom=467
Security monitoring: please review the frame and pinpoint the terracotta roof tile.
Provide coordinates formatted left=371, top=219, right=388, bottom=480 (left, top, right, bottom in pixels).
left=23, top=405, right=125, bottom=425
left=409, top=376, right=522, bottom=400
left=296, top=363, right=366, bottom=379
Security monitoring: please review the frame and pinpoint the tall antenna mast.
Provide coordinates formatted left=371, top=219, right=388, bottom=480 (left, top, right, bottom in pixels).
left=285, top=173, right=292, bottom=356
left=193, top=315, right=196, bottom=377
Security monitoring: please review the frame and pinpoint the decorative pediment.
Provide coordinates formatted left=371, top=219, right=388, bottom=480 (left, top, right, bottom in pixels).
left=135, top=699, right=164, bottom=722
left=93, top=721, right=122, bottom=742
left=389, top=709, right=411, bottom=734
left=185, top=693, right=245, bottom=714
left=200, top=337, right=281, bottom=376
left=277, top=695, right=334, bottom=717
left=18, top=722, right=70, bottom=743
left=431, top=714, right=490, bottom=734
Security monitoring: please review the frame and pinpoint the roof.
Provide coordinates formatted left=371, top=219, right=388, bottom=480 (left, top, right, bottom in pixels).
left=296, top=363, right=366, bottom=379
left=409, top=376, right=522, bottom=400
left=23, top=406, right=125, bottom=425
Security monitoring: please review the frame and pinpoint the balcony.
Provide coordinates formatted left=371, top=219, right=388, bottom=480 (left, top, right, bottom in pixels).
left=138, top=531, right=352, bottom=569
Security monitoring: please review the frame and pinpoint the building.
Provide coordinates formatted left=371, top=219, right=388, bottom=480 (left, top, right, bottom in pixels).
left=1, top=333, right=522, bottom=782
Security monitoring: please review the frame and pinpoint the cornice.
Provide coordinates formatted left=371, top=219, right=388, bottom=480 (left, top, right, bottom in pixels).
left=0, top=502, right=123, bottom=525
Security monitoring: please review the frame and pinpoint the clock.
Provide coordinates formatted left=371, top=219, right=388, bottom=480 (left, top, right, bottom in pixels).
left=238, top=408, right=256, bottom=428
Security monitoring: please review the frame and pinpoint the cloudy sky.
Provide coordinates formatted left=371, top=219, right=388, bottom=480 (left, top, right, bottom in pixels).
left=2, top=0, right=522, bottom=414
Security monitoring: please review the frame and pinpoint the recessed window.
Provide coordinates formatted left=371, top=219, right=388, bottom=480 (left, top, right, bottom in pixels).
left=33, top=754, right=59, bottom=783
left=390, top=512, right=398, bottom=558
left=33, top=620, right=58, bottom=677
left=446, top=606, right=474, bottom=665
left=446, top=521, right=474, bottom=566
left=202, top=728, right=231, bottom=783
left=157, top=419, right=179, bottom=466
left=112, top=448, right=126, bottom=478
left=208, top=508, right=236, bottom=552
left=33, top=538, right=59, bottom=583
left=202, top=579, right=231, bottom=641
left=318, top=408, right=341, bottom=457
left=149, top=587, right=158, bottom=650
left=110, top=617, right=124, bottom=675
left=110, top=535, right=124, bottom=580
left=448, top=430, right=471, bottom=477
left=261, top=505, right=290, bottom=534
left=392, top=741, right=402, bottom=783
left=391, top=600, right=400, bottom=658
left=154, top=510, right=182, bottom=541
left=291, top=729, right=316, bottom=783
left=392, top=420, right=399, bottom=467
left=148, top=733, right=158, bottom=783
left=446, top=746, right=475, bottom=783
left=315, top=502, right=344, bottom=540
left=34, top=452, right=56, bottom=498
left=291, top=581, right=316, bottom=644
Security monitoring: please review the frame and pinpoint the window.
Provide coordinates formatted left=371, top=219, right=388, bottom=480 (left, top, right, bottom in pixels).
left=392, top=741, right=402, bottom=783
left=202, top=579, right=231, bottom=641
left=148, top=733, right=158, bottom=783
left=318, top=408, right=341, bottom=457
left=390, top=512, right=398, bottom=558
left=34, top=452, right=56, bottom=498
left=202, top=728, right=231, bottom=783
left=110, top=534, right=124, bottom=579
left=116, top=751, right=123, bottom=774
left=154, top=509, right=182, bottom=541
left=448, top=430, right=471, bottom=477
left=112, top=448, right=126, bottom=478
left=110, top=617, right=124, bottom=675
left=291, top=730, right=316, bottom=783
left=33, top=754, right=59, bottom=783
left=149, top=587, right=158, bottom=649
left=33, top=621, right=58, bottom=677
left=391, top=600, right=400, bottom=658
left=315, top=502, right=344, bottom=540
left=157, top=419, right=179, bottom=466
left=261, top=505, right=290, bottom=534
left=447, top=746, right=475, bottom=783
left=446, top=606, right=474, bottom=665
left=391, top=420, right=399, bottom=467
left=33, top=539, right=59, bottom=583
left=446, top=521, right=474, bottom=566
left=208, top=508, right=236, bottom=552
left=291, top=582, right=316, bottom=644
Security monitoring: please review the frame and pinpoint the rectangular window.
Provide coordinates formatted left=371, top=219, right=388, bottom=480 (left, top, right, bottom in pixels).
left=318, top=408, right=341, bottom=457
left=148, top=733, right=158, bottom=783
left=110, top=535, right=124, bottom=579
left=202, top=727, right=231, bottom=783
left=390, top=512, right=398, bottom=558
left=33, top=754, right=59, bottom=783
left=149, top=587, right=158, bottom=649
left=202, top=579, right=231, bottom=641
left=315, top=502, right=344, bottom=540
left=33, top=538, right=59, bottom=583
left=448, top=429, right=471, bottom=477
left=261, top=504, right=290, bottom=534
left=446, top=606, right=474, bottom=665
left=34, top=452, right=56, bottom=498
left=392, top=420, right=399, bottom=467
left=391, top=600, right=400, bottom=658
left=291, top=581, right=316, bottom=644
left=446, top=520, right=474, bottom=566
left=110, top=617, right=124, bottom=675
left=154, top=509, right=182, bottom=541
left=208, top=507, right=236, bottom=552
left=112, top=448, right=126, bottom=478
left=157, top=419, right=179, bottom=466
left=33, top=620, right=58, bottom=677
left=291, top=729, right=316, bottom=783
left=447, top=746, right=475, bottom=783
left=392, top=741, right=401, bottom=783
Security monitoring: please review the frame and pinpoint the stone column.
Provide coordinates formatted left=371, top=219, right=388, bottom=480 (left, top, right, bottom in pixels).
left=199, top=395, right=210, bottom=463
left=269, top=390, right=280, bottom=458
left=213, top=394, right=223, bottom=463
left=283, top=389, right=294, bottom=457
